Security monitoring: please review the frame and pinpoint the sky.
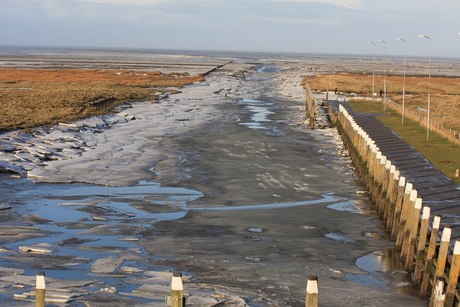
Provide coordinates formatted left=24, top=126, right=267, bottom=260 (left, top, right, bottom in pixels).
left=1, top=0, right=460, bottom=58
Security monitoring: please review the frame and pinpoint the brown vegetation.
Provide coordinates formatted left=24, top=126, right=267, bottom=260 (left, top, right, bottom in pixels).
left=302, top=73, right=460, bottom=132
left=0, top=68, right=204, bottom=132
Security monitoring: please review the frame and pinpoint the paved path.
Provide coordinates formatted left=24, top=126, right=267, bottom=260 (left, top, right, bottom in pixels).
left=331, top=100, right=460, bottom=238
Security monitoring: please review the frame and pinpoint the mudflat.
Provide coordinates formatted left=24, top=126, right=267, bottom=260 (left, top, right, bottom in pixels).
left=0, top=50, right=434, bottom=306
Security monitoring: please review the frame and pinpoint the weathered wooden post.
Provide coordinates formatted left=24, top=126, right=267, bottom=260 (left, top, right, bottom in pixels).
left=413, top=206, right=431, bottom=284
left=391, top=176, right=406, bottom=239
left=445, top=239, right=460, bottom=306
left=396, top=186, right=416, bottom=247
left=383, top=165, right=398, bottom=226
left=306, top=275, right=318, bottom=307
left=404, top=198, right=422, bottom=270
left=171, top=272, right=184, bottom=307
left=419, top=215, right=442, bottom=299
left=35, top=271, right=45, bottom=307
left=434, top=226, right=451, bottom=281
left=429, top=277, right=446, bottom=307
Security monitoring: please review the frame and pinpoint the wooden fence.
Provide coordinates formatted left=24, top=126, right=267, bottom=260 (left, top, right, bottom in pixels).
left=337, top=104, right=460, bottom=306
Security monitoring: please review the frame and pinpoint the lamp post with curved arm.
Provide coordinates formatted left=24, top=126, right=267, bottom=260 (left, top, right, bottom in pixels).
left=396, top=38, right=406, bottom=125
left=378, top=40, right=387, bottom=112
left=368, top=41, right=376, bottom=101
left=419, top=34, right=432, bottom=141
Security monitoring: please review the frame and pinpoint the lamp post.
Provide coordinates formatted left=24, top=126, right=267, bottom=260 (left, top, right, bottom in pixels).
left=396, top=38, right=407, bottom=125
left=419, top=34, right=432, bottom=141
left=378, top=40, right=387, bottom=112
left=368, top=41, right=376, bottom=101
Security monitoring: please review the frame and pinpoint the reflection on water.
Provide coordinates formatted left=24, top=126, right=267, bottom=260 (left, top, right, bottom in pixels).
left=238, top=98, right=275, bottom=130
left=346, top=249, right=414, bottom=295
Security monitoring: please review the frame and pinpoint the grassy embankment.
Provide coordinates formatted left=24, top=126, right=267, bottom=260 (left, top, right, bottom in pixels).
left=0, top=68, right=204, bottom=132
left=302, top=73, right=460, bottom=183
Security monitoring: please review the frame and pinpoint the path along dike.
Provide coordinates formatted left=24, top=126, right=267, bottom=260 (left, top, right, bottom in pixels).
left=332, top=100, right=460, bottom=306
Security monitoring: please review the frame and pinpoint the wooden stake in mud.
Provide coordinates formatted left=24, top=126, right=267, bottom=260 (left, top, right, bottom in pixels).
left=434, top=226, right=451, bottom=280
left=419, top=215, right=441, bottom=299
left=171, top=272, right=184, bottom=307
left=445, top=239, right=460, bottom=307
left=391, top=176, right=406, bottom=239
left=404, top=198, right=422, bottom=270
left=35, top=271, right=45, bottom=307
left=306, top=276, right=319, bottom=307
left=396, top=186, right=416, bottom=247
left=429, top=277, right=446, bottom=307
left=413, top=206, right=431, bottom=284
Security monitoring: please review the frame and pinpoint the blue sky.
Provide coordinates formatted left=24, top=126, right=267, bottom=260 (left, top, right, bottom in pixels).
left=1, top=0, right=460, bottom=58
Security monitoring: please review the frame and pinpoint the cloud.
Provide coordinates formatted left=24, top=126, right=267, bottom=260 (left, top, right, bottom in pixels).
left=79, top=0, right=165, bottom=4
left=268, top=0, right=364, bottom=9
left=260, top=16, right=339, bottom=26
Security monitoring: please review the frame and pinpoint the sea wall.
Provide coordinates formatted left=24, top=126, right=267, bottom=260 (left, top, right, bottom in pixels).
left=336, top=104, right=460, bottom=306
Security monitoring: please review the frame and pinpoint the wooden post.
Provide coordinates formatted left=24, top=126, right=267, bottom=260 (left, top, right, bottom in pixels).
left=396, top=186, right=416, bottom=247
left=391, top=176, right=406, bottom=239
left=445, top=239, right=460, bottom=307
left=401, top=192, right=418, bottom=258
left=419, top=215, right=441, bottom=299
left=434, top=226, right=451, bottom=279
left=306, top=275, right=319, bottom=307
left=404, top=198, right=422, bottom=270
left=429, top=277, right=445, bottom=307
left=413, top=206, right=431, bottom=284
left=35, top=271, right=45, bottom=307
left=171, top=272, right=184, bottom=307
left=383, top=165, right=397, bottom=226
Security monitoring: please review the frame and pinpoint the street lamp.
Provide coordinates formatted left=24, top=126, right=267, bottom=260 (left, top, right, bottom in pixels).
left=368, top=41, right=376, bottom=101
left=396, top=38, right=407, bottom=125
left=378, top=40, right=387, bottom=112
left=419, top=34, right=432, bottom=141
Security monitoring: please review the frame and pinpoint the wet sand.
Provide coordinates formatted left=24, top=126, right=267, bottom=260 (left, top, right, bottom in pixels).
left=0, top=50, right=430, bottom=306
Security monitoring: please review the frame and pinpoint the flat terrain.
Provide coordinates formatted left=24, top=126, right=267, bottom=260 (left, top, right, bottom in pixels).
left=302, top=73, right=460, bottom=133
left=0, top=68, right=203, bottom=132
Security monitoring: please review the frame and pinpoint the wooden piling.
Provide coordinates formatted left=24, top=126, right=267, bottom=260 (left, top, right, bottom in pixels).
left=429, top=277, right=446, bottom=307
left=396, top=186, right=416, bottom=247
left=171, top=272, right=184, bottom=307
left=35, top=271, right=45, bottom=307
left=391, top=176, right=406, bottom=239
left=413, top=206, right=431, bottom=284
left=419, top=215, right=442, bottom=299
left=404, top=198, right=422, bottom=270
left=401, top=194, right=420, bottom=259
left=434, top=226, right=451, bottom=280
left=445, top=239, right=460, bottom=307
left=306, top=275, right=319, bottom=307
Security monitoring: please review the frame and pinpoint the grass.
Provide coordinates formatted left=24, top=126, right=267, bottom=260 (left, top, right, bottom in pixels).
left=347, top=100, right=460, bottom=183
left=302, top=73, right=460, bottom=132
left=0, top=68, right=204, bottom=132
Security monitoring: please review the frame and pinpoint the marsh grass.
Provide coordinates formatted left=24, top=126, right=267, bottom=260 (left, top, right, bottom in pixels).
left=0, top=68, right=204, bottom=132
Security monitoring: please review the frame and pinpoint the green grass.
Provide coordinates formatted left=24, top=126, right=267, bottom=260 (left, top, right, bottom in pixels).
left=348, top=100, right=460, bottom=184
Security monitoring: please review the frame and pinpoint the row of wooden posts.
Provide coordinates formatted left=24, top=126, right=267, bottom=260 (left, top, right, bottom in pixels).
left=32, top=270, right=319, bottom=307
left=336, top=104, right=460, bottom=306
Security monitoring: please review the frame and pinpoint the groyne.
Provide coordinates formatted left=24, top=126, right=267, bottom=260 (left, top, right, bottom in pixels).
left=336, top=103, right=460, bottom=306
